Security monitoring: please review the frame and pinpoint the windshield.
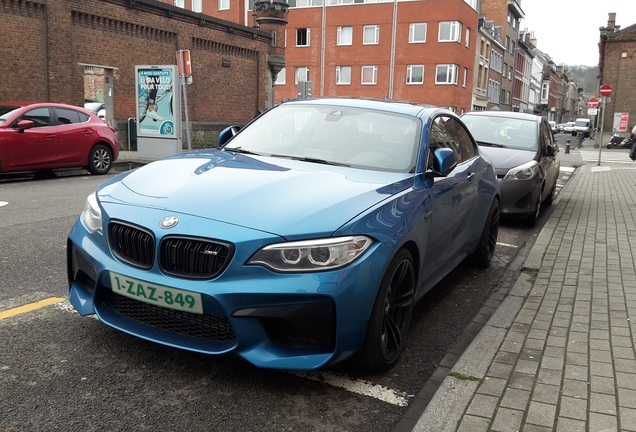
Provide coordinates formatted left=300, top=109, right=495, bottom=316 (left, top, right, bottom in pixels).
left=0, top=106, right=21, bottom=125
left=574, top=120, right=589, bottom=127
left=462, top=115, right=538, bottom=151
left=223, top=104, right=421, bottom=173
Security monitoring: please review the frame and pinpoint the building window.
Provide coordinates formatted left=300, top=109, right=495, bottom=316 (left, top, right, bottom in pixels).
left=435, top=64, right=458, bottom=84
left=295, top=66, right=309, bottom=84
left=336, top=66, right=351, bottom=85
left=438, top=21, right=461, bottom=42
left=541, top=82, right=550, bottom=101
left=337, top=26, right=353, bottom=45
left=296, top=0, right=324, bottom=5
left=218, top=0, right=229, bottom=10
left=191, top=0, right=202, bottom=12
left=328, top=0, right=354, bottom=4
left=296, top=28, right=310, bottom=47
left=409, top=23, right=427, bottom=43
left=361, top=65, right=377, bottom=85
left=465, top=28, right=470, bottom=47
left=174, top=0, right=184, bottom=8
left=462, top=67, right=468, bottom=87
left=275, top=67, right=286, bottom=85
left=464, top=0, right=478, bottom=9
left=406, top=65, right=424, bottom=84
left=363, top=25, right=380, bottom=45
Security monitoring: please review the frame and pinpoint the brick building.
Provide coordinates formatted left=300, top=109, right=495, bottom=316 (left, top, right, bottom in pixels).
left=599, top=13, right=636, bottom=137
left=0, top=0, right=283, bottom=146
left=194, top=0, right=480, bottom=114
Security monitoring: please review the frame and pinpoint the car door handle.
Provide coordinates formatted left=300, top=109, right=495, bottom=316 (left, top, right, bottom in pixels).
left=83, top=131, right=92, bottom=136
left=467, top=172, right=475, bottom=181
left=46, top=134, right=55, bottom=140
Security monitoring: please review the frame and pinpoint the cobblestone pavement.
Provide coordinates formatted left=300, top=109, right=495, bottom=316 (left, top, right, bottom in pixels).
left=413, top=162, right=636, bottom=432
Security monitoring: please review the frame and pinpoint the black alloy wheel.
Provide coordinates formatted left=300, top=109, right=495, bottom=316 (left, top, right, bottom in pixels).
left=356, top=249, right=416, bottom=371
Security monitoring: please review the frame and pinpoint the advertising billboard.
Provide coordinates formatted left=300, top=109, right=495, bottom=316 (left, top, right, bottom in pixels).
left=135, top=65, right=178, bottom=138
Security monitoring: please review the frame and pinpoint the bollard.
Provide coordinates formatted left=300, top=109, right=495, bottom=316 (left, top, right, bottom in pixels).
left=565, top=139, right=570, bottom=154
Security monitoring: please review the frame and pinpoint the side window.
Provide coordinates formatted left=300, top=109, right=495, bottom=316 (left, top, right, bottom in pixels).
left=56, top=108, right=83, bottom=125
left=539, top=121, right=552, bottom=149
left=430, top=116, right=473, bottom=165
left=15, top=107, right=51, bottom=128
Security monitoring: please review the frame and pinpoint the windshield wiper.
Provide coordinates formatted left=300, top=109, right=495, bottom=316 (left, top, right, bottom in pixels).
left=477, top=141, right=506, bottom=148
left=223, top=147, right=261, bottom=155
left=291, top=156, right=350, bottom=167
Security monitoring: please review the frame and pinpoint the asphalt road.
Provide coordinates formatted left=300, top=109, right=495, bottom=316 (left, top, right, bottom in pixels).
left=0, top=159, right=572, bottom=432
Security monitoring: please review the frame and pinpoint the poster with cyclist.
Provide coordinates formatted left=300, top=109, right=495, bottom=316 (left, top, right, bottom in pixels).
left=135, top=66, right=177, bottom=138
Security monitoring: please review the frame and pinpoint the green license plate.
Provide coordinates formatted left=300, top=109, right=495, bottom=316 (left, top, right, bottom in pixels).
left=109, top=272, right=203, bottom=314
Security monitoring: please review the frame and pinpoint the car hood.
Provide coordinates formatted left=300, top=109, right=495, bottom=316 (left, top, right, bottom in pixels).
left=98, top=150, right=412, bottom=237
left=478, top=146, right=537, bottom=173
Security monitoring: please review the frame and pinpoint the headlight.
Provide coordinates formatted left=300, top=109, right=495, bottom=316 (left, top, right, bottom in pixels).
left=503, top=160, right=539, bottom=181
left=81, top=192, right=103, bottom=234
left=248, top=236, right=373, bottom=272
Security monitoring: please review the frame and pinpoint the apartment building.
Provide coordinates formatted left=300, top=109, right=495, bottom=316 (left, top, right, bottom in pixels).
left=177, top=0, right=480, bottom=114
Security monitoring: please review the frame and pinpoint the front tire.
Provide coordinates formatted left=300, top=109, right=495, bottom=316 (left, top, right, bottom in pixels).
left=470, top=198, right=500, bottom=268
left=87, top=144, right=113, bottom=175
left=356, top=249, right=415, bottom=372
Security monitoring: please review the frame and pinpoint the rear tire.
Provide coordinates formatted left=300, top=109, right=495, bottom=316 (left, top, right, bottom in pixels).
left=87, top=144, right=113, bottom=175
left=470, top=198, right=500, bottom=268
left=356, top=249, right=415, bottom=372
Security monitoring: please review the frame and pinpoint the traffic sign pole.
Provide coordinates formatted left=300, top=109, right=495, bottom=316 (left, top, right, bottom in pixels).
left=597, top=85, right=612, bottom=166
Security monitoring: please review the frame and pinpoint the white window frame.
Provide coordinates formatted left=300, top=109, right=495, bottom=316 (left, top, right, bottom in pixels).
left=275, top=67, right=286, bottom=85
left=336, top=66, right=351, bottom=85
left=409, top=22, right=427, bottom=43
left=191, top=0, right=202, bottom=12
left=406, top=65, right=424, bottom=85
left=363, top=25, right=380, bottom=45
left=438, top=21, right=461, bottom=42
left=327, top=0, right=354, bottom=4
left=435, top=64, right=458, bottom=85
left=174, top=0, right=184, bottom=8
left=296, top=28, right=311, bottom=47
left=218, top=0, right=229, bottom=11
left=465, top=28, right=470, bottom=47
left=295, top=66, right=309, bottom=85
left=361, top=65, right=378, bottom=85
left=337, top=26, right=353, bottom=46
left=463, top=67, right=468, bottom=87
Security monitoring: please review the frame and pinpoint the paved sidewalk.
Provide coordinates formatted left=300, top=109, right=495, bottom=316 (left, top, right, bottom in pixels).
left=413, top=162, right=636, bottom=431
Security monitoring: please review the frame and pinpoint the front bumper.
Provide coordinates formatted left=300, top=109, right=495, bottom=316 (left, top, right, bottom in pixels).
left=497, top=176, right=542, bottom=216
left=67, top=213, right=385, bottom=370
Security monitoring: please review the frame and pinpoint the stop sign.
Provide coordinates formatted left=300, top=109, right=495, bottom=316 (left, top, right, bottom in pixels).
left=600, top=84, right=613, bottom=97
left=588, top=97, right=600, bottom=108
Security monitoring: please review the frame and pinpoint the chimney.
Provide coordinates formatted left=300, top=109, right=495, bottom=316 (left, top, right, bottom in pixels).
left=607, top=13, right=616, bottom=30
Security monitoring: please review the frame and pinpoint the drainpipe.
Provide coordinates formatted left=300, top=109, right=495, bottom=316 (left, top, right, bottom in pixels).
left=320, top=1, right=326, bottom=97
left=388, top=0, right=398, bottom=99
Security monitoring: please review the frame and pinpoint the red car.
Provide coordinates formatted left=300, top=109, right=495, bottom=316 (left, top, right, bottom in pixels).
left=0, top=102, right=119, bottom=175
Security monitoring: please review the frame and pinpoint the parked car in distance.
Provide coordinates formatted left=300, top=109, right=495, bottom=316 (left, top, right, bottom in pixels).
left=0, top=102, right=119, bottom=175
left=573, top=118, right=591, bottom=137
left=84, top=101, right=106, bottom=120
left=68, top=98, right=500, bottom=371
left=563, top=121, right=575, bottom=133
left=461, top=111, right=560, bottom=226
left=548, top=121, right=558, bottom=134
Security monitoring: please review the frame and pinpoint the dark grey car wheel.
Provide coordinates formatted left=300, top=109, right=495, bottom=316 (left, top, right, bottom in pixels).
left=470, top=198, right=500, bottom=268
left=87, top=144, right=113, bottom=175
left=356, top=249, right=415, bottom=371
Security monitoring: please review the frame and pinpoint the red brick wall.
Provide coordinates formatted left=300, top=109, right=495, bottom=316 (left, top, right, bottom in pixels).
left=0, top=0, right=275, bottom=125
left=0, top=1, right=48, bottom=101
left=274, top=0, right=478, bottom=113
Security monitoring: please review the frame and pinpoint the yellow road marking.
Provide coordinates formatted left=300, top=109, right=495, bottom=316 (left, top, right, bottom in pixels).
left=0, top=297, right=66, bottom=320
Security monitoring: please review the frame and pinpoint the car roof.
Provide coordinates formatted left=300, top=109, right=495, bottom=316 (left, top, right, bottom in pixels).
left=280, top=97, right=452, bottom=119
left=462, top=110, right=543, bottom=123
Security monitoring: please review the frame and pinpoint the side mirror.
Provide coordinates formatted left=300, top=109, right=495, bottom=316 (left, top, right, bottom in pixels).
left=218, top=125, right=240, bottom=146
left=17, top=119, right=34, bottom=132
left=430, top=148, right=457, bottom=177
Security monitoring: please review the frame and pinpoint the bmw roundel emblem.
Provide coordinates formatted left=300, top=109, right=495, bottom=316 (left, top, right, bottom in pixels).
left=160, top=216, right=179, bottom=229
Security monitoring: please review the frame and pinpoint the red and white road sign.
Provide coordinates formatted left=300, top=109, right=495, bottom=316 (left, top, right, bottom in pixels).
left=588, top=97, right=600, bottom=108
left=599, top=84, right=613, bottom=97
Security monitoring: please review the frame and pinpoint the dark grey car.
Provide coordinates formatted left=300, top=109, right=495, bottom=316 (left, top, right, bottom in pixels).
left=461, top=111, right=560, bottom=226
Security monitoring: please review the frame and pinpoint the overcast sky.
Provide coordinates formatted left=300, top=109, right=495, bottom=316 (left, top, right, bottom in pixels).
left=518, top=0, right=636, bottom=67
